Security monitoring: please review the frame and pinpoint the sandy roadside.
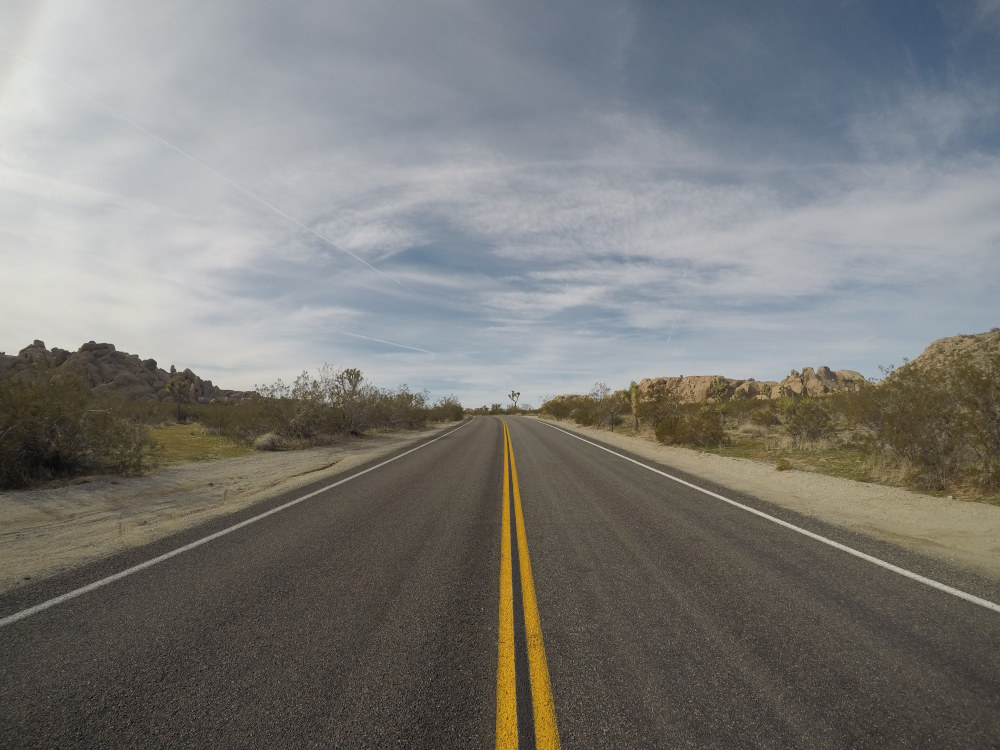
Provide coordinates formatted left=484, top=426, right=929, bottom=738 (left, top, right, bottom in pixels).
left=0, top=423, right=458, bottom=594
left=532, top=417, right=1000, bottom=583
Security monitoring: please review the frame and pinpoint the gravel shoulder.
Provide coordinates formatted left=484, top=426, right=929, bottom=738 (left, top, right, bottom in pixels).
left=0, top=424, right=456, bottom=594
left=534, top=417, right=1000, bottom=583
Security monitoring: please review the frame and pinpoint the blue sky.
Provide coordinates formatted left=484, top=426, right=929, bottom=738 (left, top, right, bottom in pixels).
left=1, top=1, right=998, bottom=407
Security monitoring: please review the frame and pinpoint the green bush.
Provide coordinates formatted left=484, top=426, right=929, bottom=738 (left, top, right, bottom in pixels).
left=190, top=402, right=272, bottom=445
left=707, top=378, right=730, bottom=401
left=540, top=398, right=573, bottom=420
left=253, top=432, right=287, bottom=451
left=654, top=404, right=727, bottom=447
left=843, top=357, right=1000, bottom=492
left=539, top=394, right=600, bottom=425
left=571, top=404, right=597, bottom=426
left=427, top=395, right=465, bottom=422
left=636, top=389, right=681, bottom=429
left=0, top=377, right=154, bottom=488
left=780, top=397, right=834, bottom=444
left=749, top=402, right=780, bottom=427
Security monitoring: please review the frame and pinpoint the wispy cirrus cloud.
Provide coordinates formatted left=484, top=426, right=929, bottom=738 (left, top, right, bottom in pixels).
left=1, top=0, right=998, bottom=406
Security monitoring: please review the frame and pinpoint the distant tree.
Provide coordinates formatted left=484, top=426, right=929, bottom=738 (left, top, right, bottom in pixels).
left=590, top=382, right=610, bottom=403
left=165, top=376, right=192, bottom=423
left=508, top=390, right=521, bottom=411
left=589, top=382, right=627, bottom=431
left=608, top=389, right=629, bottom=432
left=323, top=366, right=378, bottom=434
left=628, top=381, right=641, bottom=431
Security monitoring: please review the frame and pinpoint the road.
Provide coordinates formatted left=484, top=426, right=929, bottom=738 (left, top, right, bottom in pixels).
left=2, top=416, right=999, bottom=748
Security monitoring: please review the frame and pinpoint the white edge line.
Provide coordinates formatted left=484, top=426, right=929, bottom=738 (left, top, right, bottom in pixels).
left=0, top=420, right=473, bottom=629
left=539, top=420, right=1000, bottom=615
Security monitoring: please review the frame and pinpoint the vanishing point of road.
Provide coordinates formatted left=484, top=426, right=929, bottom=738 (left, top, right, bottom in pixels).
left=2, top=416, right=999, bottom=748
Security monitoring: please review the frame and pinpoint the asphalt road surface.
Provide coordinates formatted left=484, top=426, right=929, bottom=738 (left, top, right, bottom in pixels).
left=2, top=416, right=999, bottom=748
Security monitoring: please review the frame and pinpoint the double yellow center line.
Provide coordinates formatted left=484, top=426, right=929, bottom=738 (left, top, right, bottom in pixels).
left=497, top=420, right=561, bottom=749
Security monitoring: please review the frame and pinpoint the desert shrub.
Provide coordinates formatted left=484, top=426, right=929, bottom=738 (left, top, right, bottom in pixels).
left=540, top=398, right=572, bottom=419
left=427, top=395, right=465, bottom=422
left=714, top=397, right=772, bottom=428
left=111, top=395, right=176, bottom=425
left=194, top=401, right=273, bottom=445
left=0, top=377, right=89, bottom=486
left=0, top=377, right=155, bottom=487
left=653, top=413, right=683, bottom=444
left=87, top=411, right=157, bottom=475
left=540, top=395, right=595, bottom=424
left=253, top=432, right=287, bottom=451
left=654, top=404, right=727, bottom=447
left=373, top=385, right=428, bottom=430
left=636, top=389, right=681, bottom=429
left=843, top=357, right=1000, bottom=492
left=571, top=399, right=598, bottom=427
left=961, top=359, right=1000, bottom=492
left=707, top=378, right=730, bottom=401
left=780, top=397, right=834, bottom=444
left=190, top=402, right=236, bottom=434
left=255, top=372, right=341, bottom=440
left=685, top=405, right=727, bottom=446
left=862, top=366, right=965, bottom=489
left=587, top=383, right=629, bottom=431
left=253, top=368, right=436, bottom=440
left=749, top=402, right=780, bottom=427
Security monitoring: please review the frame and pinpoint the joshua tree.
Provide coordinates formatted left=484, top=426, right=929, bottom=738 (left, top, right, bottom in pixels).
left=508, top=390, right=521, bottom=410
left=629, top=381, right=640, bottom=431
left=165, top=376, right=192, bottom=423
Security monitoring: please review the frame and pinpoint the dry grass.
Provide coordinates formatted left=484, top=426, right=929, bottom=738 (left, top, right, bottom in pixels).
left=603, top=415, right=1000, bottom=507
left=148, top=423, right=255, bottom=466
left=713, top=424, right=1000, bottom=506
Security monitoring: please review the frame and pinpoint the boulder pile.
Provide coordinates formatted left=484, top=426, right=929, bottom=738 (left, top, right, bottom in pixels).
left=0, top=340, right=244, bottom=404
left=638, top=366, right=869, bottom=403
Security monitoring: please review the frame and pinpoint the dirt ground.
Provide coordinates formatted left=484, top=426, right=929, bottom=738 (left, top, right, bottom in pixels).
left=2, top=417, right=999, bottom=595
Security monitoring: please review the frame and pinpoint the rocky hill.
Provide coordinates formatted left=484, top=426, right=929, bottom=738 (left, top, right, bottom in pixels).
left=905, top=328, right=1000, bottom=374
left=615, top=330, right=999, bottom=405
left=0, top=340, right=244, bottom=404
left=638, top=366, right=869, bottom=403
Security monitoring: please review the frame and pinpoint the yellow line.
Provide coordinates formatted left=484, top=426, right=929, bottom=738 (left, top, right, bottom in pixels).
left=497, top=422, right=518, bottom=749
left=505, top=420, right=562, bottom=749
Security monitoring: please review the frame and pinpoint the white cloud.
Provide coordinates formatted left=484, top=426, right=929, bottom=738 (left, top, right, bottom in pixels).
left=1, top=0, right=998, bottom=403
left=847, top=85, right=1000, bottom=160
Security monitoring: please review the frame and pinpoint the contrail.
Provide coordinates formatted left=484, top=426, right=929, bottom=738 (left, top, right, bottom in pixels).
left=338, top=331, right=435, bottom=354
left=1, top=45, right=411, bottom=290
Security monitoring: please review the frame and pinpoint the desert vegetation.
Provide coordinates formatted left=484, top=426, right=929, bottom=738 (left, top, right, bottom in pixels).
left=541, top=343, right=1000, bottom=502
left=0, top=377, right=157, bottom=488
left=0, top=363, right=464, bottom=489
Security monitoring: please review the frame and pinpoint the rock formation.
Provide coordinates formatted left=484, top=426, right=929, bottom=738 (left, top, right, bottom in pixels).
left=638, top=375, right=747, bottom=402
left=0, top=340, right=244, bottom=404
left=773, top=366, right=869, bottom=398
left=637, top=366, right=868, bottom=403
left=905, top=329, right=1000, bottom=374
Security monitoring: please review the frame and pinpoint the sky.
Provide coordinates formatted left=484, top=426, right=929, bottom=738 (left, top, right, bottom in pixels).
left=1, top=1, right=998, bottom=408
